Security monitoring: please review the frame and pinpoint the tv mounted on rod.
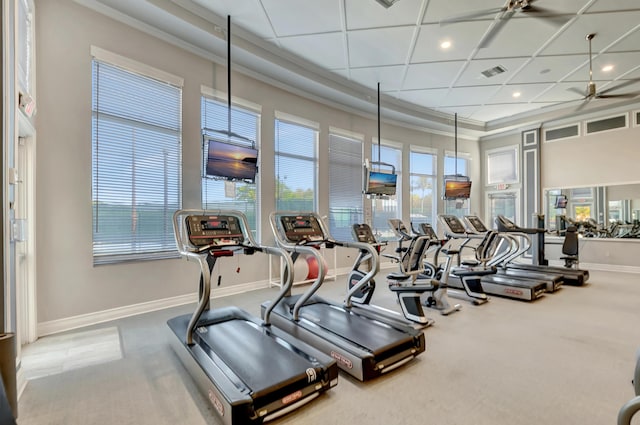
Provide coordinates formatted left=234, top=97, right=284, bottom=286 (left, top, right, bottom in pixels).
left=363, top=161, right=397, bottom=197
left=443, top=175, right=472, bottom=200
left=203, top=135, right=258, bottom=184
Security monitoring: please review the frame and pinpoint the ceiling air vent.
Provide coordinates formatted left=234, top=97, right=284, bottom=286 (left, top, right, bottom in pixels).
left=481, top=65, right=507, bottom=78
left=585, top=114, right=627, bottom=135
left=544, top=124, right=579, bottom=142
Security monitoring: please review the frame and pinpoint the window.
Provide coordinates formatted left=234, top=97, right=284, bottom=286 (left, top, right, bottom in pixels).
left=487, top=192, right=518, bottom=229
left=487, top=146, right=519, bottom=185
left=17, top=0, right=33, bottom=92
left=329, top=133, right=363, bottom=241
left=92, top=57, right=182, bottom=264
left=371, top=143, right=401, bottom=240
left=444, top=152, right=470, bottom=218
left=275, top=117, right=318, bottom=211
left=410, top=149, right=436, bottom=226
left=201, top=96, right=260, bottom=237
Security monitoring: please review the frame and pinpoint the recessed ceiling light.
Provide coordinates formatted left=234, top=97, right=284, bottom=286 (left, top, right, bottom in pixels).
left=602, top=65, right=614, bottom=72
left=512, top=92, right=521, bottom=98
left=440, top=40, right=452, bottom=49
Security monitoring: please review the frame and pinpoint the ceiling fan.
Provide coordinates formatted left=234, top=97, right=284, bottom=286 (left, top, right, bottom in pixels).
left=569, top=33, right=640, bottom=108
left=440, top=0, right=569, bottom=48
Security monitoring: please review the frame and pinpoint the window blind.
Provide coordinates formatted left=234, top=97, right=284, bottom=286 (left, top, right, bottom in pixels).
left=275, top=118, right=317, bottom=211
left=410, top=150, right=436, bottom=225
left=487, top=147, right=518, bottom=185
left=329, top=134, right=363, bottom=240
left=201, top=97, right=260, bottom=238
left=92, top=60, right=182, bottom=264
left=17, top=0, right=32, bottom=92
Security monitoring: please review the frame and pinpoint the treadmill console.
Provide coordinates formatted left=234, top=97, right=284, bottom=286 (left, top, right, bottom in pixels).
left=496, top=215, right=517, bottom=231
left=418, top=223, right=439, bottom=241
left=279, top=215, right=325, bottom=243
left=465, top=216, right=488, bottom=233
left=441, top=215, right=467, bottom=235
left=388, top=219, right=411, bottom=239
left=352, top=223, right=377, bottom=244
left=185, top=215, right=244, bottom=247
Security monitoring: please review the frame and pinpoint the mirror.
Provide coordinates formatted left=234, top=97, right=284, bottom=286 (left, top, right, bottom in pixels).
left=544, top=183, right=640, bottom=238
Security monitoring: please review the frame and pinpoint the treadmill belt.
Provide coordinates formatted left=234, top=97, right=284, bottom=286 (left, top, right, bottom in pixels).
left=299, top=303, right=414, bottom=355
left=197, top=320, right=313, bottom=396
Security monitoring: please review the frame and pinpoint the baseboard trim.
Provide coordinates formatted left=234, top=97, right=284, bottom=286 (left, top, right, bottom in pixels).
left=37, top=263, right=404, bottom=337
left=37, top=280, right=271, bottom=337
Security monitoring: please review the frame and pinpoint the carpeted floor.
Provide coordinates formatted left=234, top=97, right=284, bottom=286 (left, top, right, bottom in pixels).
left=16, top=269, right=640, bottom=425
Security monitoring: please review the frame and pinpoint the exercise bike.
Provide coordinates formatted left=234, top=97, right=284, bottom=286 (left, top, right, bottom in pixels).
left=386, top=219, right=462, bottom=316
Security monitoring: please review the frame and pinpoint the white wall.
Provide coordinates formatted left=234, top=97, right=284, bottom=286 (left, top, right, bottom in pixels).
left=35, top=0, right=477, bottom=324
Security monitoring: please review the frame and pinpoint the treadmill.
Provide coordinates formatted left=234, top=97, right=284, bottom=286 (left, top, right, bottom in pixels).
left=463, top=215, right=564, bottom=293
left=167, top=210, right=338, bottom=425
left=439, top=215, right=547, bottom=301
left=495, top=215, right=589, bottom=286
left=261, top=211, right=426, bottom=381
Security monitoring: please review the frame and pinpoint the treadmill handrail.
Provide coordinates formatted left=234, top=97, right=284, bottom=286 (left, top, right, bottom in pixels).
left=172, top=209, right=295, bottom=342
left=337, top=239, right=379, bottom=308
left=269, top=211, right=380, bottom=314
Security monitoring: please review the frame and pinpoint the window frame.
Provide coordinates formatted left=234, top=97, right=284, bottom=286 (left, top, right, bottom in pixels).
left=486, top=145, right=519, bottom=186
left=91, top=48, right=183, bottom=265
left=409, top=146, right=437, bottom=226
left=274, top=113, right=319, bottom=212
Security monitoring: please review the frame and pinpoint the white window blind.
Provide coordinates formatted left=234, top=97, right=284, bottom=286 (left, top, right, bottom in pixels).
left=92, top=60, right=182, bottom=264
left=444, top=153, right=470, bottom=218
left=410, top=150, right=436, bottom=226
left=487, top=146, right=518, bottom=185
left=201, top=97, right=260, bottom=238
left=371, top=143, right=401, bottom=240
left=329, top=133, right=363, bottom=240
left=275, top=118, right=318, bottom=211
left=17, top=0, right=33, bottom=92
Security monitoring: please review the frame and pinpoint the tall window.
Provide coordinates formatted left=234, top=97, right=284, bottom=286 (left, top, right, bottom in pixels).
left=275, top=117, right=318, bottom=211
left=329, top=133, right=363, bottom=240
left=371, top=143, right=402, bottom=240
left=201, top=96, right=260, bottom=237
left=488, top=192, right=518, bottom=229
left=92, top=57, right=182, bottom=264
left=444, top=152, right=470, bottom=218
left=410, top=149, right=436, bottom=226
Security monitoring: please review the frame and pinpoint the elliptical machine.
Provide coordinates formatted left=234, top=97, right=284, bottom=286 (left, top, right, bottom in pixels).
left=350, top=223, right=434, bottom=327
left=386, top=219, right=462, bottom=316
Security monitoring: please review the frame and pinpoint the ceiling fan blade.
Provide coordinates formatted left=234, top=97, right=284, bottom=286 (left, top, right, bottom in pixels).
left=440, top=7, right=505, bottom=24
left=478, top=10, right=515, bottom=48
left=567, top=87, right=586, bottom=97
left=596, top=93, right=638, bottom=99
left=597, top=78, right=640, bottom=95
left=575, top=97, right=591, bottom=112
left=523, top=8, right=572, bottom=26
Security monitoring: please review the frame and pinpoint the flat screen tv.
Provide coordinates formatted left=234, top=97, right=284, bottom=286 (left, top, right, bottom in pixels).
left=444, top=179, right=472, bottom=199
left=204, top=138, right=258, bottom=183
left=554, top=194, right=568, bottom=209
left=365, top=170, right=397, bottom=196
